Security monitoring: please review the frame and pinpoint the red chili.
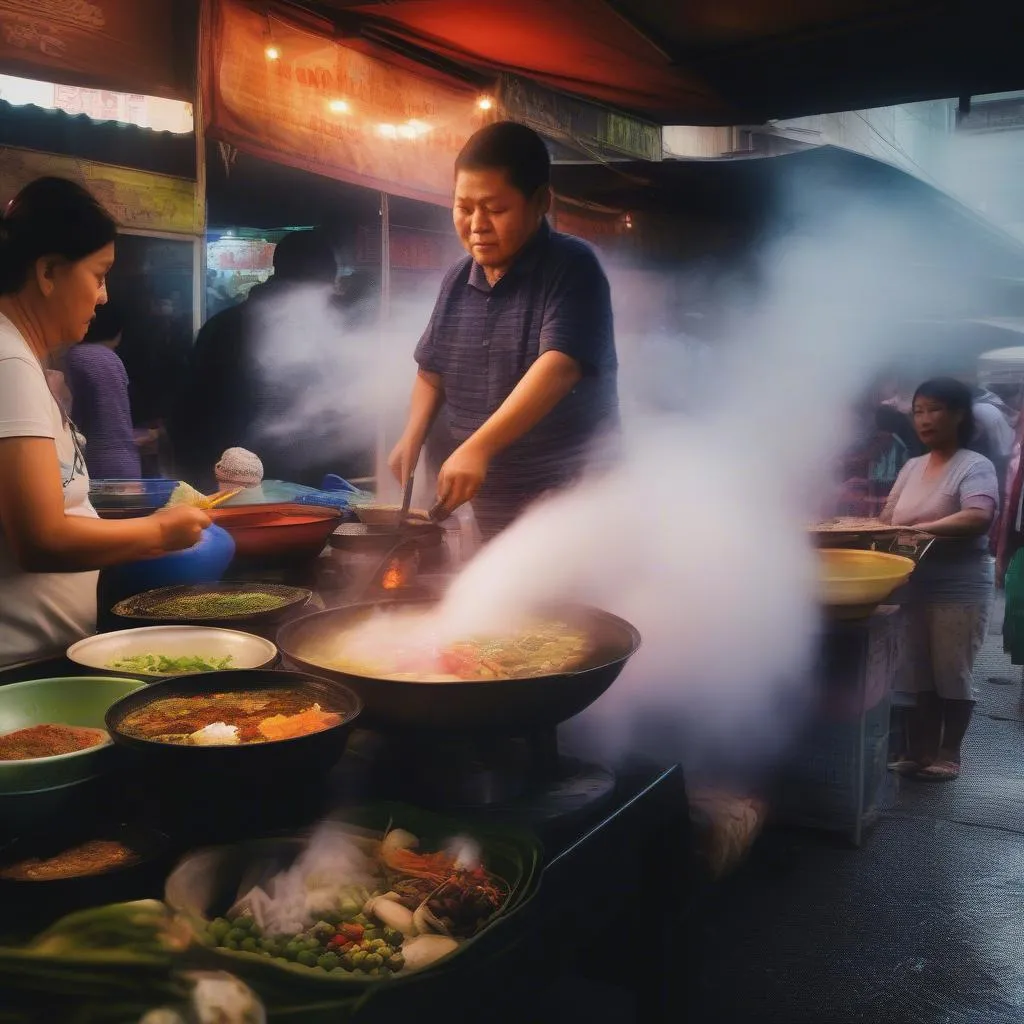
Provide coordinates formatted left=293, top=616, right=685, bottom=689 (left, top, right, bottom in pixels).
left=339, top=923, right=364, bottom=941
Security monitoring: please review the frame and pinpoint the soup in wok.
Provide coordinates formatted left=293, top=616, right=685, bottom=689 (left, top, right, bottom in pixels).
left=314, top=609, right=592, bottom=682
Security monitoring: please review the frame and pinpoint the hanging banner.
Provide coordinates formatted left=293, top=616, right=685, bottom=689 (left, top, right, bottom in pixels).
left=0, top=147, right=200, bottom=235
left=0, top=0, right=190, bottom=100
left=204, top=0, right=485, bottom=206
left=500, top=74, right=662, bottom=163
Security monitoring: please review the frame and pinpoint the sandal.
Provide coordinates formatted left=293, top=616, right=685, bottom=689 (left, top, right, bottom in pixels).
left=915, top=760, right=961, bottom=782
left=888, top=758, right=924, bottom=776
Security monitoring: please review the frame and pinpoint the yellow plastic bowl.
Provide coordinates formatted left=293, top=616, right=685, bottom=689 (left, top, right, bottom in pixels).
left=818, top=548, right=915, bottom=613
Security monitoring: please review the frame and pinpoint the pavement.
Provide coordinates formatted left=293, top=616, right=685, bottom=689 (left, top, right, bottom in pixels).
left=686, top=597, right=1024, bottom=1024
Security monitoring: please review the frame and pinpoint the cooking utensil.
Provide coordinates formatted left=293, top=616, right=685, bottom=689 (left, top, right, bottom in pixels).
left=111, top=582, right=312, bottom=630
left=104, top=669, right=363, bottom=778
left=276, top=599, right=641, bottom=734
left=818, top=548, right=915, bottom=618
left=396, top=474, right=415, bottom=530
left=330, top=518, right=444, bottom=556
left=203, top=488, right=243, bottom=510
left=353, top=505, right=430, bottom=527
left=67, top=625, right=278, bottom=680
left=209, top=503, right=342, bottom=563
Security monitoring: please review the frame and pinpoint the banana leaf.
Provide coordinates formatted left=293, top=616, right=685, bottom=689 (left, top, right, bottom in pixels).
left=165, top=802, right=542, bottom=1018
left=0, top=901, right=191, bottom=1022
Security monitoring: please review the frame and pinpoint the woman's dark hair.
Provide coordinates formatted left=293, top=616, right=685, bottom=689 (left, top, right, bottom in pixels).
left=454, top=121, right=551, bottom=198
left=913, top=377, right=976, bottom=448
left=0, top=177, right=117, bottom=295
left=83, top=300, right=123, bottom=343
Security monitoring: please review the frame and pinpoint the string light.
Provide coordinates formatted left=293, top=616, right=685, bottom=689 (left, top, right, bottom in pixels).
left=623, top=213, right=634, bottom=230
left=477, top=95, right=494, bottom=111
left=265, top=44, right=280, bottom=60
left=328, top=98, right=350, bottom=114
left=377, top=123, right=398, bottom=139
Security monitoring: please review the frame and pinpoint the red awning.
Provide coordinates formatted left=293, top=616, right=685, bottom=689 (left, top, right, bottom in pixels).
left=294, top=0, right=1024, bottom=124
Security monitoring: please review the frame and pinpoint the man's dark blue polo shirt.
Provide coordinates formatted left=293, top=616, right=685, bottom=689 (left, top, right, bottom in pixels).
left=415, top=220, right=618, bottom=536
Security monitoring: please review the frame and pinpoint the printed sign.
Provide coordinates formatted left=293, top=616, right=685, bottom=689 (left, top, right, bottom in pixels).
left=205, top=0, right=486, bottom=205
left=0, top=146, right=200, bottom=235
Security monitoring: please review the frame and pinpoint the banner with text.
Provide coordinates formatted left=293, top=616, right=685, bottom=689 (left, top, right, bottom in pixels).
left=205, top=0, right=485, bottom=205
left=0, top=0, right=189, bottom=99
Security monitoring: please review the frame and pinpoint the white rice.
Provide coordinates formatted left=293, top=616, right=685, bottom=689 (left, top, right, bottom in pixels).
left=190, top=722, right=241, bottom=746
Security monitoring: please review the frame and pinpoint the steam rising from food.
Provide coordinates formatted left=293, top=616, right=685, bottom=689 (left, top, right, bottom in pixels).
left=309, top=609, right=592, bottom=682
left=245, top=179, right=1010, bottom=773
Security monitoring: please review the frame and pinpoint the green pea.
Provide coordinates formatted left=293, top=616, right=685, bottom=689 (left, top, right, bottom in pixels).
left=223, top=939, right=239, bottom=951
left=350, top=950, right=367, bottom=966
left=317, top=952, right=340, bottom=972
left=386, top=953, right=405, bottom=972
left=296, top=950, right=318, bottom=968
left=363, top=953, right=384, bottom=970
left=208, top=918, right=231, bottom=943
left=240, top=937, right=259, bottom=953
left=282, top=942, right=302, bottom=961
left=233, top=915, right=255, bottom=931
left=226, top=928, right=248, bottom=944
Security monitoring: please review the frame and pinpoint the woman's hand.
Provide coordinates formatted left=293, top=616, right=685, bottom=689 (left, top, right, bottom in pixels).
left=435, top=440, right=491, bottom=514
left=151, top=506, right=210, bottom=553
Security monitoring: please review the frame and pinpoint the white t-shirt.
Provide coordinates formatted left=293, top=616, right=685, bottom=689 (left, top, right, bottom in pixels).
left=0, top=314, right=98, bottom=667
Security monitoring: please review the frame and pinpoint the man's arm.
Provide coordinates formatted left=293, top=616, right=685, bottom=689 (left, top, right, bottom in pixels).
left=435, top=351, right=580, bottom=511
left=389, top=370, right=445, bottom=485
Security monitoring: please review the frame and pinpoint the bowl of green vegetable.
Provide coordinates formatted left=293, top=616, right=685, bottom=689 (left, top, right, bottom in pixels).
left=66, top=626, right=279, bottom=681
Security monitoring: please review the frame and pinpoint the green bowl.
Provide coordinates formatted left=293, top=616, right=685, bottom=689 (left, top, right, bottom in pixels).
left=0, top=676, right=147, bottom=796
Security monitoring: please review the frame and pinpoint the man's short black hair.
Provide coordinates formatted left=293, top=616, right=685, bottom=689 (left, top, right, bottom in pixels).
left=454, top=121, right=551, bottom=198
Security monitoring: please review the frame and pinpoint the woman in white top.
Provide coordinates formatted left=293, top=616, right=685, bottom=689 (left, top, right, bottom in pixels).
left=881, top=377, right=999, bottom=781
left=0, top=177, right=209, bottom=668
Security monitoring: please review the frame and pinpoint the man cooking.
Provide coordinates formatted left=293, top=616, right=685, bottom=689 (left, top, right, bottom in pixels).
left=388, top=121, right=619, bottom=539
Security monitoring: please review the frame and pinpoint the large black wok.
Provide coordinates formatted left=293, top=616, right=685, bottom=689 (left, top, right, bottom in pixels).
left=275, top=600, right=641, bottom=735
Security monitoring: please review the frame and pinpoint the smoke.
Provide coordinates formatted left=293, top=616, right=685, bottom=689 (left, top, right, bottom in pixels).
left=430, top=200, right=985, bottom=777
left=245, top=178, right=1005, bottom=779
left=246, top=276, right=442, bottom=501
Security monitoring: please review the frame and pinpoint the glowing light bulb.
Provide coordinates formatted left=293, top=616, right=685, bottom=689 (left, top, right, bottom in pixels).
left=377, top=123, right=398, bottom=139
left=328, top=98, right=350, bottom=114
left=477, top=95, right=494, bottom=111
left=265, top=44, right=280, bottom=61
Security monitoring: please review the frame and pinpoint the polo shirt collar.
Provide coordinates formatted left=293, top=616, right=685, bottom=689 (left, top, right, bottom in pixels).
left=468, top=219, right=552, bottom=293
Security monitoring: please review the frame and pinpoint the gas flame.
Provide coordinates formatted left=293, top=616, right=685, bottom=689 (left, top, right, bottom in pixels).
left=381, top=559, right=405, bottom=590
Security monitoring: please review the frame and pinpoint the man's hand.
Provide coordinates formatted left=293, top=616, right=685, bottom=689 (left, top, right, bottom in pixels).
left=388, top=434, right=421, bottom=486
left=436, top=439, right=491, bottom=514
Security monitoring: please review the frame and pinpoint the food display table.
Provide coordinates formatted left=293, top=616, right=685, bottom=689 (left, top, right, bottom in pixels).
left=0, top=656, right=691, bottom=1022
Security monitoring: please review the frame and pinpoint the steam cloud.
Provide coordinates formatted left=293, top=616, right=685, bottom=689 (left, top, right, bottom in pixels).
left=248, top=187, right=1003, bottom=778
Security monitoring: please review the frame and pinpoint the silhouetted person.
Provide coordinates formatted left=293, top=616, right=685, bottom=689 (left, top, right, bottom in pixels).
left=170, top=230, right=337, bottom=489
